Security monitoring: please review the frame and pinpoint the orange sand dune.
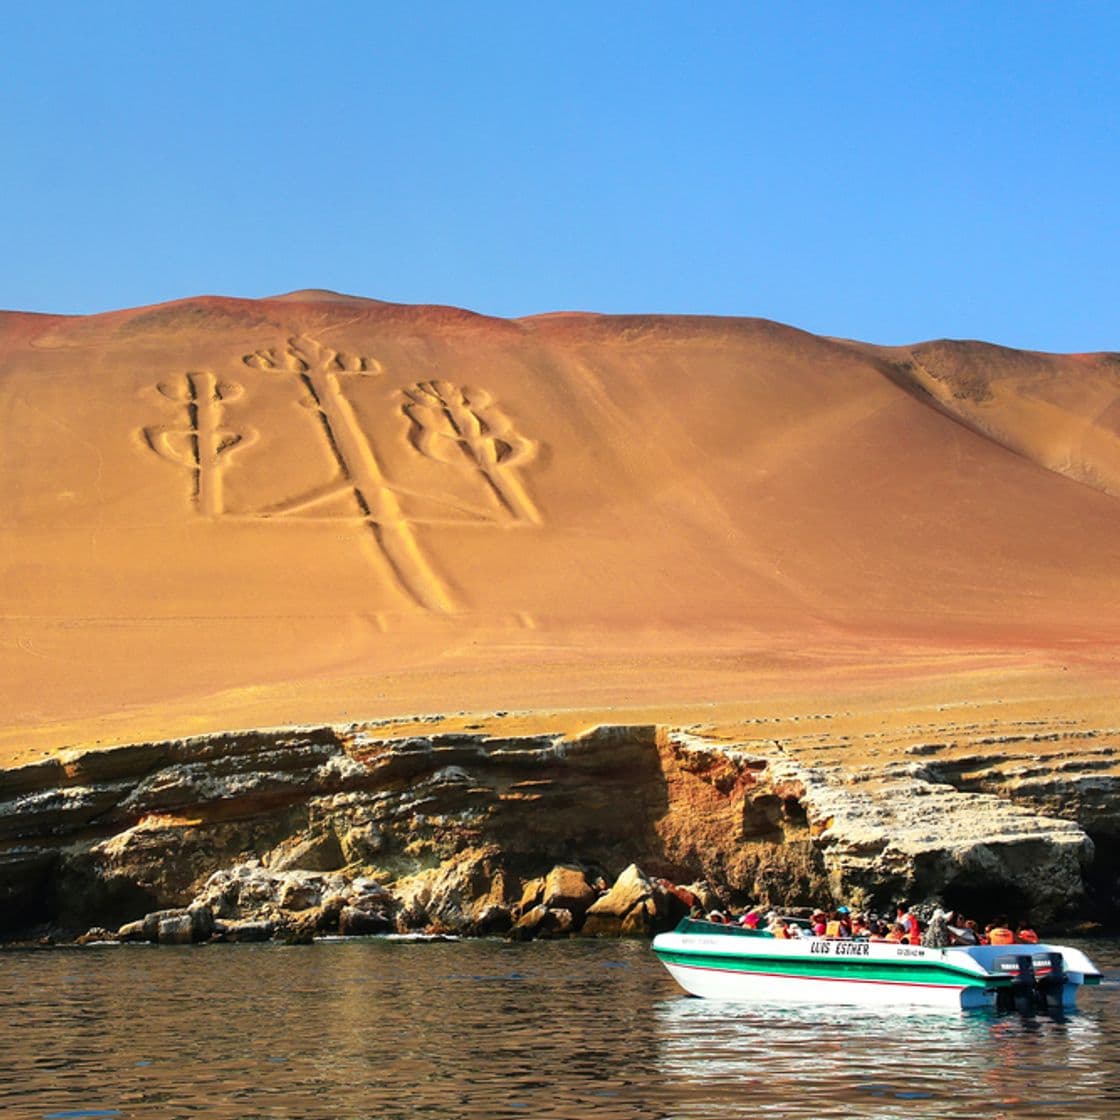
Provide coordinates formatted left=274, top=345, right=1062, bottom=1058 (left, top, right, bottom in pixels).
left=1, top=292, right=1118, bottom=764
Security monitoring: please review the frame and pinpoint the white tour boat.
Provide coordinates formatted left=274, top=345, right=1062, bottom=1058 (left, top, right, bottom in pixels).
left=652, top=918, right=1102, bottom=1011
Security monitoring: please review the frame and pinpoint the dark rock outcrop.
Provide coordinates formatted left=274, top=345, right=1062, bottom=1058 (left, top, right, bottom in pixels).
left=581, top=864, right=688, bottom=936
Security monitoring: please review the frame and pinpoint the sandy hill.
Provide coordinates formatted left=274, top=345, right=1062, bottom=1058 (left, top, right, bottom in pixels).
left=1, top=291, right=1118, bottom=763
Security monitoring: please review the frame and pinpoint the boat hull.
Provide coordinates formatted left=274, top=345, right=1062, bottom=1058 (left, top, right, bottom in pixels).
left=658, top=956, right=997, bottom=1009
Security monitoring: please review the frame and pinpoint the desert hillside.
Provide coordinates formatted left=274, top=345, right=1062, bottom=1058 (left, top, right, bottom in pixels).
left=1, top=291, right=1118, bottom=763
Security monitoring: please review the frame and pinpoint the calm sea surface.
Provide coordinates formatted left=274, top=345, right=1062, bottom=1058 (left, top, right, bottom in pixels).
left=2, top=937, right=1119, bottom=1119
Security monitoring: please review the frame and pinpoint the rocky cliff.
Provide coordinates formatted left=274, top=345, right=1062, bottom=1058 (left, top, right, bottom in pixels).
left=2, top=717, right=1115, bottom=943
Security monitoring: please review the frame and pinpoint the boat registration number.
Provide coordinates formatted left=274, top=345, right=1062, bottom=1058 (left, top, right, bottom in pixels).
left=809, top=940, right=870, bottom=956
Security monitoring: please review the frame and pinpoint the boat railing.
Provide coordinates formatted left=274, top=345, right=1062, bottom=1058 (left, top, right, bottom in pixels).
left=674, top=917, right=775, bottom=937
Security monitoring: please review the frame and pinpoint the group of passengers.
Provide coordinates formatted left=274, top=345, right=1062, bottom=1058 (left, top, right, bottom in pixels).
left=698, top=901, right=1040, bottom=947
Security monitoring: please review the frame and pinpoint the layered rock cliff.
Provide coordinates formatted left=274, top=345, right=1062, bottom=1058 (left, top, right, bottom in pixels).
left=2, top=718, right=1115, bottom=942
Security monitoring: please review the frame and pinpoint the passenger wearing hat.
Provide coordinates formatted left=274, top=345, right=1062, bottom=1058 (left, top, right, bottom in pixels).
left=824, top=908, right=851, bottom=939
left=921, top=908, right=950, bottom=948
left=739, top=908, right=761, bottom=929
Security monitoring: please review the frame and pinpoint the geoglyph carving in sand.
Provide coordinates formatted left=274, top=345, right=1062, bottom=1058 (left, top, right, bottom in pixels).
left=141, top=372, right=257, bottom=518
left=400, top=380, right=542, bottom=526
left=141, top=335, right=541, bottom=613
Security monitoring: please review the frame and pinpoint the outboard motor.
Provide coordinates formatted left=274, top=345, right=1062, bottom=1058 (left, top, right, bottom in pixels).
left=1011, top=953, right=1038, bottom=1013
left=1034, top=951, right=1067, bottom=1012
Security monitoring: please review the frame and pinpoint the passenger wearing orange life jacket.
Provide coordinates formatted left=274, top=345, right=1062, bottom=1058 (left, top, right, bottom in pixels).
left=987, top=915, right=1015, bottom=945
left=895, top=902, right=921, bottom=945
left=885, top=922, right=906, bottom=943
left=1017, top=921, right=1039, bottom=944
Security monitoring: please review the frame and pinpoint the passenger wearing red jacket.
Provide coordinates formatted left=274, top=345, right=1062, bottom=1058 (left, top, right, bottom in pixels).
left=896, top=902, right=921, bottom=945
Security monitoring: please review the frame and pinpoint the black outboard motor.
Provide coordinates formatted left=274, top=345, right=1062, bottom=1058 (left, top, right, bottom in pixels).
left=995, top=951, right=1068, bottom=1013
left=1012, top=953, right=1038, bottom=1013
left=1034, top=951, right=1067, bottom=1012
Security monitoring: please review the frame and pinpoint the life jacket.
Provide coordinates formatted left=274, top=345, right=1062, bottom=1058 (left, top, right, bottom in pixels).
left=1017, top=928, right=1039, bottom=944
left=885, top=927, right=904, bottom=943
left=905, top=915, right=921, bottom=942
left=825, top=920, right=842, bottom=938
left=771, top=925, right=789, bottom=939
left=989, top=926, right=1015, bottom=945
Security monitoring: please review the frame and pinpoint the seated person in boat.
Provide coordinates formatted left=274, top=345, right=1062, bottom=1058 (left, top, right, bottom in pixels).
left=880, top=920, right=915, bottom=943
left=947, top=912, right=980, bottom=945
left=738, top=908, right=762, bottom=929
left=824, top=907, right=853, bottom=938
left=985, top=917, right=1015, bottom=944
left=921, top=908, right=951, bottom=947
left=895, top=902, right=922, bottom=944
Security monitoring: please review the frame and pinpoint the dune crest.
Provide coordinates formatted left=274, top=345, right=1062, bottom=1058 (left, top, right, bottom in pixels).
left=866, top=339, right=1120, bottom=499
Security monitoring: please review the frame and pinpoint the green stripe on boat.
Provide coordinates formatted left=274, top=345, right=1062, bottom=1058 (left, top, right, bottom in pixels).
left=654, top=947, right=1003, bottom=987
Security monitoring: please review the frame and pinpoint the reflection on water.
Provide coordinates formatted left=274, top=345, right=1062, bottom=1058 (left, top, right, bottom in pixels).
left=655, top=982, right=1115, bottom=1118
left=0, top=938, right=1118, bottom=1119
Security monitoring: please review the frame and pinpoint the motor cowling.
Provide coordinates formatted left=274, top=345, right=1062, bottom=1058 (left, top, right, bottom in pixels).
left=1012, top=953, right=1037, bottom=1012
left=995, top=951, right=1067, bottom=1013
left=1034, top=951, right=1067, bottom=1011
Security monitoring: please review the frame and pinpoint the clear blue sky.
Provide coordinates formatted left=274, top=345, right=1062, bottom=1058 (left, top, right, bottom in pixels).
left=3, top=2, right=1117, bottom=351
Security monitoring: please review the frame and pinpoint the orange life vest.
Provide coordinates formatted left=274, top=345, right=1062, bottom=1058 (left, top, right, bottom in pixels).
left=885, top=927, right=904, bottom=943
left=771, top=926, right=789, bottom=939
left=989, top=926, right=1015, bottom=945
left=1017, top=928, right=1039, bottom=944
left=825, top=920, right=842, bottom=938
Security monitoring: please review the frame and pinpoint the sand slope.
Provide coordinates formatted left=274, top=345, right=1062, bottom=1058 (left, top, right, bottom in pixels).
left=1, top=292, right=1118, bottom=760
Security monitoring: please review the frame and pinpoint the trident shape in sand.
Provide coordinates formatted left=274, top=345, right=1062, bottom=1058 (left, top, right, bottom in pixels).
left=401, top=380, right=542, bottom=526
left=142, top=372, right=255, bottom=518
left=243, top=335, right=458, bottom=613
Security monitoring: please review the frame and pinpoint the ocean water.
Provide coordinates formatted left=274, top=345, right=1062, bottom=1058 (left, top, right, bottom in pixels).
left=1, top=937, right=1118, bottom=1119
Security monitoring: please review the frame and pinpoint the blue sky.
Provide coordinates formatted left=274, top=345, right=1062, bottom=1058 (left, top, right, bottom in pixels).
left=3, top=2, right=1117, bottom=350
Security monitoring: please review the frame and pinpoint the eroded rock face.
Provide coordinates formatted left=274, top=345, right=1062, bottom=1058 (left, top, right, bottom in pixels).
left=766, top=754, right=1092, bottom=919
left=392, top=845, right=513, bottom=933
left=0, top=720, right=1112, bottom=940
